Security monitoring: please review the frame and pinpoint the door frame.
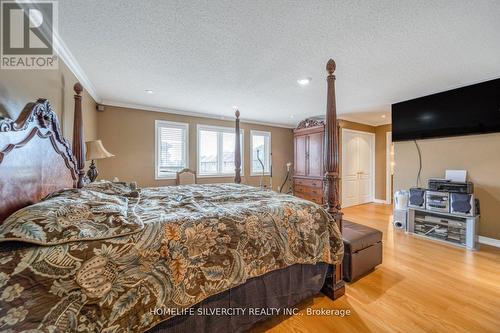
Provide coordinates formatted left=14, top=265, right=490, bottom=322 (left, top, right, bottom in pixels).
left=341, top=128, right=376, bottom=208
left=386, top=131, right=393, bottom=204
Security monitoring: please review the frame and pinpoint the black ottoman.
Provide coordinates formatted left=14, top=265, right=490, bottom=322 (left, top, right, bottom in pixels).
left=342, top=220, right=383, bottom=282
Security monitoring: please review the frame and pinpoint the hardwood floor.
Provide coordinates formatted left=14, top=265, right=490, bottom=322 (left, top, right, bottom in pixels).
left=252, top=203, right=500, bottom=333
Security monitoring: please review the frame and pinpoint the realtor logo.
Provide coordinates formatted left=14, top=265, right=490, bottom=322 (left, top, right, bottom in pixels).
left=1, top=1, right=58, bottom=69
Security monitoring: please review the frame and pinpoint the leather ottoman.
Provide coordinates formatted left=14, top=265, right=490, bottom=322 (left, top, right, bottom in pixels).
left=342, top=220, right=383, bottom=282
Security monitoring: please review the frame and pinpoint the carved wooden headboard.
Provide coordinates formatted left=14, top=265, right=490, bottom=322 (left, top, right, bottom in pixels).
left=0, top=83, right=86, bottom=222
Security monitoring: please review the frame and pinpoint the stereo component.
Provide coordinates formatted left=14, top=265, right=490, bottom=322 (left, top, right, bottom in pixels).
left=409, top=188, right=426, bottom=208
left=450, top=193, right=476, bottom=216
left=394, top=190, right=409, bottom=210
left=428, top=179, right=474, bottom=194
left=425, top=191, right=450, bottom=213
left=393, top=210, right=408, bottom=230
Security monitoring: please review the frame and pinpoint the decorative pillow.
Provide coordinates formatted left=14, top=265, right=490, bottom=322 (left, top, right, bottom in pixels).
left=0, top=188, right=143, bottom=245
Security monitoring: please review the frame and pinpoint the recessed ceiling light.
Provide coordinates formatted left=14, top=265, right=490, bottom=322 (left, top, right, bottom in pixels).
left=297, top=77, right=312, bottom=86
left=145, top=89, right=154, bottom=94
left=381, top=115, right=387, bottom=118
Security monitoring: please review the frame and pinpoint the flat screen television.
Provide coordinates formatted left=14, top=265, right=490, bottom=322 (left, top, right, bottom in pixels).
left=392, top=78, right=500, bottom=142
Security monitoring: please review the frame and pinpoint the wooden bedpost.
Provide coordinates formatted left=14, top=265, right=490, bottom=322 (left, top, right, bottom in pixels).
left=72, top=83, right=85, bottom=188
left=234, top=110, right=241, bottom=184
left=322, top=58, right=345, bottom=299
left=324, top=59, right=342, bottom=216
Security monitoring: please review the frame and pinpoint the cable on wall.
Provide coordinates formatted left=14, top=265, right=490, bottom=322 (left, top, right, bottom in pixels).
left=414, top=139, right=422, bottom=187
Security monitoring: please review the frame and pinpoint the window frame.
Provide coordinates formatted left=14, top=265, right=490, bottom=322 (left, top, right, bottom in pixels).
left=155, top=120, right=189, bottom=180
left=197, top=124, right=244, bottom=178
left=250, top=130, right=272, bottom=176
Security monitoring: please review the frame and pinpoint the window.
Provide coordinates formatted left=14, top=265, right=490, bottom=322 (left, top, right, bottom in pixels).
left=197, top=125, right=243, bottom=177
left=155, top=120, right=188, bottom=179
left=251, top=130, right=271, bottom=175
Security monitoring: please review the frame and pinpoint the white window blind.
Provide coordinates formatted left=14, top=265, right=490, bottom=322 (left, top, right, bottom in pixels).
left=155, top=120, right=188, bottom=179
left=251, top=130, right=271, bottom=175
left=198, top=125, right=243, bottom=177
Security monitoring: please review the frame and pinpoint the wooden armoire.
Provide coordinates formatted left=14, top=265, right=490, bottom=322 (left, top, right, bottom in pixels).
left=293, top=119, right=325, bottom=204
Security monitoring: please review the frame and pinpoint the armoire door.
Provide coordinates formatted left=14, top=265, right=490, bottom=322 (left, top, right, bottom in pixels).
left=341, top=129, right=374, bottom=208
left=307, top=132, right=323, bottom=177
left=294, top=134, right=307, bottom=176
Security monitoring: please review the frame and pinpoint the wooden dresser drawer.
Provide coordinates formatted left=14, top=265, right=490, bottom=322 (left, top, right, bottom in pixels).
left=295, top=191, right=323, bottom=205
left=294, top=178, right=323, bottom=188
left=294, top=185, right=322, bottom=197
left=308, top=195, right=323, bottom=205
left=293, top=177, right=324, bottom=205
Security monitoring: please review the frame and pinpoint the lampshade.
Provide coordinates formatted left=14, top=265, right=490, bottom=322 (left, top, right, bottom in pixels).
left=85, top=140, right=114, bottom=161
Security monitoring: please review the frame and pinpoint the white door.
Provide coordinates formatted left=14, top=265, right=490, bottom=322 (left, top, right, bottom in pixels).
left=341, top=129, right=374, bottom=208
left=342, top=130, right=360, bottom=207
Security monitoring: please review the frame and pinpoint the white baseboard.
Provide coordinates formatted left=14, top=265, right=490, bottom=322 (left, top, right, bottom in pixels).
left=373, top=199, right=391, bottom=204
left=479, top=236, right=500, bottom=248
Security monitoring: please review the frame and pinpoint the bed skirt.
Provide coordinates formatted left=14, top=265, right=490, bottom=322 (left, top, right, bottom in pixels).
left=147, top=263, right=329, bottom=333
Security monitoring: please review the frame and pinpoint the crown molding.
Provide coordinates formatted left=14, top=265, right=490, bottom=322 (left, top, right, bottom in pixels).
left=53, top=32, right=100, bottom=103
left=15, top=0, right=100, bottom=103
left=338, top=116, right=391, bottom=127
left=101, top=100, right=295, bottom=129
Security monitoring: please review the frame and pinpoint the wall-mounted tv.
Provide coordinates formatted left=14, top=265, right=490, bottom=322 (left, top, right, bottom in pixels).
left=392, top=78, right=500, bottom=142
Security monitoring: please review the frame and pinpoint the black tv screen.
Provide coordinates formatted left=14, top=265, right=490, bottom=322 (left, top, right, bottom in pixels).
left=392, top=78, right=500, bottom=141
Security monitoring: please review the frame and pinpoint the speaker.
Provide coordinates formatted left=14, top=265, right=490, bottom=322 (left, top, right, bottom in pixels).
left=409, top=188, right=426, bottom=208
left=450, top=193, right=476, bottom=216
left=393, top=209, right=407, bottom=230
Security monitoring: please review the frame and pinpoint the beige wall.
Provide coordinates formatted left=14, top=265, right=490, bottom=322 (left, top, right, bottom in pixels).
left=338, top=120, right=390, bottom=203
left=375, top=124, right=392, bottom=201
left=0, top=62, right=98, bottom=144
left=96, top=105, right=294, bottom=191
left=394, top=133, right=500, bottom=239
left=339, top=120, right=376, bottom=134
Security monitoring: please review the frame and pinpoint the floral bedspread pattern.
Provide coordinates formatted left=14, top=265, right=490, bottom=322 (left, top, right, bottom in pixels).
left=0, top=182, right=343, bottom=333
left=0, top=186, right=143, bottom=245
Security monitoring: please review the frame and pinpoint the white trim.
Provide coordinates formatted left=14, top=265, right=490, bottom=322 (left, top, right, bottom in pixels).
left=155, top=120, right=189, bottom=180
left=14, top=0, right=99, bottom=101
left=197, top=174, right=240, bottom=179
left=479, top=236, right=500, bottom=248
left=54, top=31, right=100, bottom=102
left=197, top=124, right=240, bottom=133
left=338, top=116, right=391, bottom=127
left=341, top=128, right=376, bottom=208
left=250, top=130, right=271, bottom=176
left=102, top=100, right=294, bottom=129
left=196, top=124, right=244, bottom=177
left=385, top=131, right=393, bottom=204
left=342, top=128, right=376, bottom=136
left=373, top=199, right=388, bottom=204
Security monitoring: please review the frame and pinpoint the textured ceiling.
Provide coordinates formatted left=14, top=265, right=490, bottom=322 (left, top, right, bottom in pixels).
left=58, top=0, right=500, bottom=127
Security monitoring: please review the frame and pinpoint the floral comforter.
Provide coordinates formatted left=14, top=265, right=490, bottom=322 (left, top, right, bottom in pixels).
left=0, top=182, right=343, bottom=333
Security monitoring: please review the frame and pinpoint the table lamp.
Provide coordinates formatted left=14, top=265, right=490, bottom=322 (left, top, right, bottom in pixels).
left=85, top=140, right=114, bottom=182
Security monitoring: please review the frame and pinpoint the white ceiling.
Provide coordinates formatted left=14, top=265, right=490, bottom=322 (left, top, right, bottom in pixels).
left=58, top=0, right=500, bottom=127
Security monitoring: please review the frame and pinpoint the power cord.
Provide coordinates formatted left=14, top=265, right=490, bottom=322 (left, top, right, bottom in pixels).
left=279, top=162, right=292, bottom=193
left=256, top=149, right=265, bottom=189
left=414, top=139, right=422, bottom=187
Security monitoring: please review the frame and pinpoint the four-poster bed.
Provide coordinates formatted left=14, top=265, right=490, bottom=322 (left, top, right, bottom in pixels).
left=0, top=59, right=344, bottom=332
left=232, top=59, right=345, bottom=299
